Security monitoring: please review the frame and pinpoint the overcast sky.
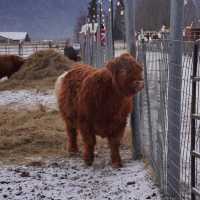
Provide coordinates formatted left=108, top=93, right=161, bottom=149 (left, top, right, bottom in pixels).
left=0, top=0, right=90, bottom=39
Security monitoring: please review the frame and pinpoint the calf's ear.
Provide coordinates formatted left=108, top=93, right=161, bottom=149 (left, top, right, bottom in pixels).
left=106, top=58, right=119, bottom=74
left=133, top=80, right=144, bottom=93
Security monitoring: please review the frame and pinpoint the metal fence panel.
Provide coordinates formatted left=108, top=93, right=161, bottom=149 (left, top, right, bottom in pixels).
left=80, top=25, right=200, bottom=199
left=137, top=39, right=198, bottom=199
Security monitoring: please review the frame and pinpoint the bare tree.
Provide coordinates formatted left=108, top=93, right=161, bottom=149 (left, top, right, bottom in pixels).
left=184, top=0, right=199, bottom=27
left=136, top=0, right=170, bottom=31
left=73, top=12, right=87, bottom=42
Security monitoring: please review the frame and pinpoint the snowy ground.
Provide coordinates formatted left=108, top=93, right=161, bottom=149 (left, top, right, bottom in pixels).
left=0, top=90, right=56, bottom=111
left=0, top=89, right=161, bottom=200
left=0, top=154, right=160, bottom=200
left=0, top=45, right=162, bottom=199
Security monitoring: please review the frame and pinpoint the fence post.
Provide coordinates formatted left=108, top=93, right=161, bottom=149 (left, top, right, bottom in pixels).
left=159, top=41, right=169, bottom=193
left=140, top=40, right=154, bottom=162
left=82, top=34, right=87, bottom=63
left=18, top=42, right=23, bottom=56
left=92, top=32, right=97, bottom=67
left=96, top=1, right=100, bottom=67
left=88, top=32, right=92, bottom=65
left=96, top=0, right=103, bottom=67
left=125, top=0, right=141, bottom=159
left=85, top=28, right=91, bottom=64
left=85, top=31, right=88, bottom=64
left=91, top=22, right=96, bottom=66
left=167, top=0, right=184, bottom=198
left=108, top=0, right=114, bottom=59
left=191, top=41, right=199, bottom=200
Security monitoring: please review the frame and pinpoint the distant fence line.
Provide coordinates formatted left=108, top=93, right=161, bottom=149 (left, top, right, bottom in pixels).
left=0, top=41, right=66, bottom=58
left=0, top=40, right=125, bottom=59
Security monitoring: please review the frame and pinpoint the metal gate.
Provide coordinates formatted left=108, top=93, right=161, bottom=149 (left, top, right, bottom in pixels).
left=137, top=39, right=200, bottom=199
left=191, top=40, right=200, bottom=200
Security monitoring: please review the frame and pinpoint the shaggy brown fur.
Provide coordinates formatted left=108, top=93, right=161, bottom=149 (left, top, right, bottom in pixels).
left=0, top=55, right=24, bottom=78
left=55, top=53, right=144, bottom=168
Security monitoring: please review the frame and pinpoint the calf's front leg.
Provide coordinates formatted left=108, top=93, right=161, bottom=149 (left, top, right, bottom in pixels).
left=65, top=121, right=79, bottom=155
left=108, top=136, right=122, bottom=168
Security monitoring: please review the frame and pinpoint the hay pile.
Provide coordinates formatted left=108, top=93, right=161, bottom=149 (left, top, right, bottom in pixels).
left=0, top=49, right=74, bottom=90
left=0, top=108, right=66, bottom=164
left=0, top=107, right=132, bottom=165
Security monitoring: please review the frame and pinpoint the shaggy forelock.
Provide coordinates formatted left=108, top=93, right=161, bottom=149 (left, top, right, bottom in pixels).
left=106, top=53, right=143, bottom=74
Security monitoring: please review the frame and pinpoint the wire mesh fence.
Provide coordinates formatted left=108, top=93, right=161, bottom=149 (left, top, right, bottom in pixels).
left=190, top=41, right=200, bottom=200
left=137, top=40, right=168, bottom=195
left=80, top=34, right=200, bottom=199
left=137, top=39, right=200, bottom=199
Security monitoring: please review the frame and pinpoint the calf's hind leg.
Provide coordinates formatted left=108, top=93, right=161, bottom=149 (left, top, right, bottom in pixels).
left=82, top=132, right=96, bottom=166
left=64, top=120, right=79, bottom=155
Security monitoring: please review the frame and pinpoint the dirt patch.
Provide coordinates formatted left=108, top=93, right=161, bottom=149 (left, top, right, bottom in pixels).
left=0, top=49, right=74, bottom=91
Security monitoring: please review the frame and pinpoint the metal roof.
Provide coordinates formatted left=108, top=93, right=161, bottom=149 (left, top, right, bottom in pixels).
left=0, top=32, right=28, bottom=41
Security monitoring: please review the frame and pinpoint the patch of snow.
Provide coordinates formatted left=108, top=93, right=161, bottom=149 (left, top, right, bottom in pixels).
left=115, top=48, right=128, bottom=57
left=0, top=155, right=161, bottom=200
left=0, top=90, right=57, bottom=111
left=0, top=77, right=8, bottom=83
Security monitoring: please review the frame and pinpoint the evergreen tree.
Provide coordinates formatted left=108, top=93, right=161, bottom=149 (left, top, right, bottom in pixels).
left=73, top=12, right=87, bottom=42
left=113, top=0, right=125, bottom=40
left=184, top=0, right=198, bottom=27
left=88, top=0, right=97, bottom=23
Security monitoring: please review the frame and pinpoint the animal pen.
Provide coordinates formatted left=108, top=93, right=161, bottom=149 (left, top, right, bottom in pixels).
left=0, top=0, right=199, bottom=199
left=79, top=1, right=200, bottom=199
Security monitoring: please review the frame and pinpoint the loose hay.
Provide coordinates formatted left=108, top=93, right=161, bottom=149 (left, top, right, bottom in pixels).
left=0, top=106, right=132, bottom=165
left=12, top=49, right=73, bottom=80
left=0, top=49, right=74, bottom=90
left=0, top=108, right=66, bottom=164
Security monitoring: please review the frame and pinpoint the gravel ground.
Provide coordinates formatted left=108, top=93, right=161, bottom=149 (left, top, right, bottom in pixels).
left=0, top=153, right=160, bottom=200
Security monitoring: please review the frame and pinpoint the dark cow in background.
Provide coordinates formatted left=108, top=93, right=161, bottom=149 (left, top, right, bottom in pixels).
left=64, top=45, right=81, bottom=62
left=64, top=40, right=81, bottom=62
left=0, top=55, right=25, bottom=79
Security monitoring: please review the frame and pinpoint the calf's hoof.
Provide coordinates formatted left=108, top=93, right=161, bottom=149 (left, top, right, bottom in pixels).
left=83, top=155, right=94, bottom=166
left=112, top=161, right=123, bottom=169
left=84, top=159, right=93, bottom=166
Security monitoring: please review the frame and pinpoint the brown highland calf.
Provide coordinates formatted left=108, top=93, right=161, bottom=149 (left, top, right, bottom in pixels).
left=55, top=53, right=144, bottom=168
left=0, top=55, right=24, bottom=79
